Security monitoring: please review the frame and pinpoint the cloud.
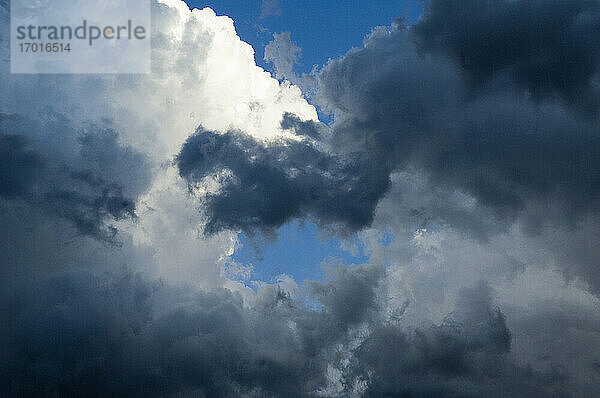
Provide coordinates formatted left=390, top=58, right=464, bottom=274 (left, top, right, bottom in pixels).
left=176, top=125, right=389, bottom=236
left=351, top=283, right=531, bottom=397
left=413, top=0, right=600, bottom=116
left=280, top=111, right=322, bottom=139
left=307, top=0, right=600, bottom=297
left=316, top=23, right=600, bottom=236
left=264, top=31, right=301, bottom=80
left=2, top=256, right=568, bottom=397
left=0, top=113, right=150, bottom=242
left=0, top=261, right=363, bottom=396
left=1, top=0, right=600, bottom=396
left=260, top=0, right=281, bottom=18
left=0, top=130, right=44, bottom=198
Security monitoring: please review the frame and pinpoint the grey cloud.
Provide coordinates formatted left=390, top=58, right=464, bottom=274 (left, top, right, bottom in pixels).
left=1, top=254, right=564, bottom=397
left=314, top=9, right=600, bottom=238
left=0, top=263, right=371, bottom=397
left=260, top=0, right=281, bottom=19
left=0, top=132, right=45, bottom=198
left=264, top=32, right=301, bottom=81
left=413, top=0, right=600, bottom=116
left=309, top=1, right=600, bottom=294
left=176, top=126, right=389, bottom=236
left=0, top=112, right=151, bottom=242
left=506, top=301, right=600, bottom=396
left=349, top=282, right=567, bottom=397
left=280, top=112, right=322, bottom=139
left=310, top=262, right=384, bottom=327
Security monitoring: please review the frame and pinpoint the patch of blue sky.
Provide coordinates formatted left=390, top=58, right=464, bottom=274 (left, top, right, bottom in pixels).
left=186, top=0, right=423, bottom=75
left=230, top=221, right=370, bottom=285
left=377, top=228, right=395, bottom=247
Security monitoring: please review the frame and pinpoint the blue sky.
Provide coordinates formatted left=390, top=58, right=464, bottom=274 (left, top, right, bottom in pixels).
left=232, top=222, right=370, bottom=284
left=182, top=0, right=421, bottom=285
left=187, top=0, right=423, bottom=74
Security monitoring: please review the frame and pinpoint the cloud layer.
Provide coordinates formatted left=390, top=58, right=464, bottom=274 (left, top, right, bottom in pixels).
left=1, top=0, right=600, bottom=396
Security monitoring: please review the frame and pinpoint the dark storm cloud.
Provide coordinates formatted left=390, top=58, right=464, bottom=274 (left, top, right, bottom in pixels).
left=280, top=112, right=322, bottom=139
left=0, top=265, right=365, bottom=397
left=0, top=132, right=45, bottom=197
left=349, top=282, right=566, bottom=397
left=0, top=112, right=151, bottom=242
left=315, top=3, right=600, bottom=236
left=0, top=257, right=562, bottom=397
left=311, top=261, right=384, bottom=327
left=176, top=126, right=390, bottom=235
left=308, top=0, right=600, bottom=296
left=413, top=0, right=600, bottom=115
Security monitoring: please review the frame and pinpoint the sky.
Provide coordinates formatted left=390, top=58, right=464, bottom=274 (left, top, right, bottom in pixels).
left=189, top=0, right=423, bottom=73
left=2, top=0, right=600, bottom=396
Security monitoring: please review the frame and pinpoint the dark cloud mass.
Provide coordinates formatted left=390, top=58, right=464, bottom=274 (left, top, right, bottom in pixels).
left=0, top=132, right=45, bottom=197
left=177, top=126, right=389, bottom=235
left=414, top=0, right=600, bottom=115
left=317, top=5, right=600, bottom=234
left=0, top=112, right=151, bottom=242
left=166, top=2, right=600, bottom=392
left=1, top=261, right=566, bottom=397
left=280, top=112, right=321, bottom=139
left=352, top=283, right=557, bottom=397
